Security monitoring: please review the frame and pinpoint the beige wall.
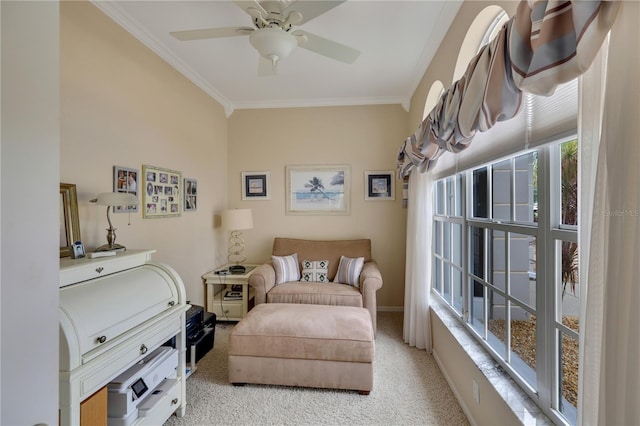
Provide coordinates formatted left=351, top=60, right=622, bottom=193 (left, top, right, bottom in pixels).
left=228, top=106, right=408, bottom=309
left=60, top=1, right=228, bottom=307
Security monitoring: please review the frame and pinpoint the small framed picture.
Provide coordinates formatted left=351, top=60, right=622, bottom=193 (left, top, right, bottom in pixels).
left=113, top=166, right=139, bottom=213
left=242, top=171, right=270, bottom=200
left=365, top=171, right=395, bottom=200
left=184, top=178, right=197, bottom=212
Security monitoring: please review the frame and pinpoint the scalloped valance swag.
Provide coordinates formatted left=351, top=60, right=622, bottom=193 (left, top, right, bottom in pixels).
left=396, top=0, right=620, bottom=178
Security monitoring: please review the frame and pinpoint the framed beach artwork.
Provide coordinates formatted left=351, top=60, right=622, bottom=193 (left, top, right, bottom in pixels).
left=142, top=164, right=182, bottom=218
left=364, top=171, right=395, bottom=200
left=242, top=171, right=270, bottom=200
left=285, top=164, right=350, bottom=215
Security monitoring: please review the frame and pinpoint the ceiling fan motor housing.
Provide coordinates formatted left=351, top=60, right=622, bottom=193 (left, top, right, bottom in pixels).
left=249, top=27, right=297, bottom=62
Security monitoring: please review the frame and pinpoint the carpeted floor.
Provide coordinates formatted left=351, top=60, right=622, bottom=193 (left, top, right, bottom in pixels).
left=165, top=311, right=469, bottom=426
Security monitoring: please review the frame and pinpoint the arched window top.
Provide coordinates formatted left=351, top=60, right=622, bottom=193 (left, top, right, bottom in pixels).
left=423, top=81, right=445, bottom=120
left=452, top=6, right=509, bottom=82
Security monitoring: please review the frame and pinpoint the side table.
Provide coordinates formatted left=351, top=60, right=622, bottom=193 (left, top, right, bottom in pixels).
left=202, top=264, right=258, bottom=321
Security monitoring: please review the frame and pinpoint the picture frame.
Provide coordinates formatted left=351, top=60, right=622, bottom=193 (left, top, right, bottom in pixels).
left=365, top=171, right=395, bottom=200
left=286, top=164, right=350, bottom=215
left=241, top=171, right=270, bottom=200
left=142, top=164, right=182, bottom=218
left=113, top=166, right=139, bottom=213
left=184, top=178, right=197, bottom=211
left=60, top=183, right=81, bottom=258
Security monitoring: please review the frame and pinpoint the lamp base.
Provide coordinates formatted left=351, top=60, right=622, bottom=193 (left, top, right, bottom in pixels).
left=95, top=243, right=127, bottom=252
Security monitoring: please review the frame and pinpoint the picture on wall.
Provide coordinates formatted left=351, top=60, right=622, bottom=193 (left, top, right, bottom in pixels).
left=113, top=166, right=139, bottom=213
left=142, top=164, right=182, bottom=218
left=365, top=171, right=395, bottom=200
left=184, top=178, right=197, bottom=211
left=242, top=171, right=270, bottom=200
left=286, top=164, right=350, bottom=215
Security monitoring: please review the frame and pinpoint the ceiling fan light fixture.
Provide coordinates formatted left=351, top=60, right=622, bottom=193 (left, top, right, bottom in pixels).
left=249, top=28, right=297, bottom=62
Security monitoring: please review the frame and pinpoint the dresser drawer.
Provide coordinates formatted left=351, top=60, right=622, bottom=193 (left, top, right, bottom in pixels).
left=137, top=378, right=181, bottom=425
left=60, top=250, right=155, bottom=287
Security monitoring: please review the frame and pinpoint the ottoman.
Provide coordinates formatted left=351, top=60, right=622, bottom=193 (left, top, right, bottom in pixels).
left=228, top=303, right=375, bottom=394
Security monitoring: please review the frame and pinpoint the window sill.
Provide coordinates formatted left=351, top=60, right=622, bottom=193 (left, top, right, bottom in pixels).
left=430, top=296, right=554, bottom=426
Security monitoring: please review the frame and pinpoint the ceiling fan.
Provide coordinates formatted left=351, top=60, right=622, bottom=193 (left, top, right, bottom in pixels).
left=170, top=0, right=360, bottom=76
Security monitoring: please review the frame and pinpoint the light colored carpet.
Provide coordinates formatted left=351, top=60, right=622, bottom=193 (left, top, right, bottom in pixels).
left=165, top=311, right=469, bottom=426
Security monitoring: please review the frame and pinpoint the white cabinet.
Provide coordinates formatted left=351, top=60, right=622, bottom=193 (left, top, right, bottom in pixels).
left=59, top=250, right=189, bottom=426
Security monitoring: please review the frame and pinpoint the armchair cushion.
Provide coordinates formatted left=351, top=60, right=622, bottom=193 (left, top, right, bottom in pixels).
left=300, top=260, right=329, bottom=282
left=333, top=256, right=364, bottom=287
left=271, top=253, right=300, bottom=284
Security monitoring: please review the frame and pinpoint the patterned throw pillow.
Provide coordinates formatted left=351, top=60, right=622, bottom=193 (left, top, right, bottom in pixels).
left=333, top=256, right=365, bottom=287
left=300, top=260, right=329, bottom=283
left=271, top=253, right=300, bottom=285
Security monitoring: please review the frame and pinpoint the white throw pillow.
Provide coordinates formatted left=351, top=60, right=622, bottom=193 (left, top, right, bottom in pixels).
left=271, top=253, right=300, bottom=284
left=333, top=256, right=364, bottom=287
left=300, top=260, right=329, bottom=283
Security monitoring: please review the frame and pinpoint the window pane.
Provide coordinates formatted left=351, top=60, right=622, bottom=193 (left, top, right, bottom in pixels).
left=455, top=174, right=463, bottom=216
left=443, top=222, right=451, bottom=261
left=510, top=303, right=537, bottom=388
left=514, top=151, right=537, bottom=223
left=510, top=233, right=536, bottom=310
left=452, top=267, right=463, bottom=313
left=560, top=140, right=578, bottom=226
left=433, top=258, right=442, bottom=294
left=487, top=288, right=507, bottom=358
left=473, top=167, right=488, bottom=218
left=443, top=263, right=451, bottom=302
left=446, top=176, right=455, bottom=215
left=436, top=180, right=445, bottom=215
left=469, top=226, right=485, bottom=279
left=559, top=241, right=579, bottom=333
left=559, top=331, right=578, bottom=424
left=452, top=223, right=462, bottom=266
left=434, top=221, right=442, bottom=255
left=492, top=159, right=512, bottom=221
left=469, top=279, right=485, bottom=336
left=491, top=230, right=506, bottom=291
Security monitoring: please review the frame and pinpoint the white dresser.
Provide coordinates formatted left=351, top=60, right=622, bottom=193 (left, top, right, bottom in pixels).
left=59, top=250, right=189, bottom=425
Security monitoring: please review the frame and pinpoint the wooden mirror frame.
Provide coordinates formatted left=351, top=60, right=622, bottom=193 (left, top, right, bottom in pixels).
left=60, top=183, right=81, bottom=258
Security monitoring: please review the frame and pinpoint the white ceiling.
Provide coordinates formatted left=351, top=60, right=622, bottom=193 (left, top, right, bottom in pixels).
left=93, top=1, right=463, bottom=116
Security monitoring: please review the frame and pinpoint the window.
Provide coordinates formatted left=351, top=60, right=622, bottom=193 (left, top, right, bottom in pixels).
left=433, top=138, right=580, bottom=425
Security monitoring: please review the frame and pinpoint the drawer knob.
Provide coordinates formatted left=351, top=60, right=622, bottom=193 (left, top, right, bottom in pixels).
left=95, top=267, right=104, bottom=273
left=168, top=300, right=175, bottom=307
left=96, top=335, right=107, bottom=344
left=171, top=398, right=178, bottom=405
left=140, top=344, right=148, bottom=355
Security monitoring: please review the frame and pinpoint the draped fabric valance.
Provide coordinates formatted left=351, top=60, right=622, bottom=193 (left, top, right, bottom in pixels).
left=396, top=0, right=620, bottom=179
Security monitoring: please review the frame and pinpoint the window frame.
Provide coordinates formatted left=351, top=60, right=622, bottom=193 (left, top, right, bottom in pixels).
left=432, top=136, right=579, bottom=425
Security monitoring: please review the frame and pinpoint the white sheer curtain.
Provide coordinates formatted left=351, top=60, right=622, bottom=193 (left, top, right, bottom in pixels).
left=403, top=169, right=432, bottom=351
left=579, top=1, right=640, bottom=424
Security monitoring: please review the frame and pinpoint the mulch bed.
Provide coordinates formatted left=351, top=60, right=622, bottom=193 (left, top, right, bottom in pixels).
left=488, top=316, right=578, bottom=406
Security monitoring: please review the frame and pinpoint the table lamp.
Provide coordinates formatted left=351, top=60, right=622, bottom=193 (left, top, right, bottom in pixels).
left=222, top=208, right=253, bottom=265
left=91, top=192, right=138, bottom=252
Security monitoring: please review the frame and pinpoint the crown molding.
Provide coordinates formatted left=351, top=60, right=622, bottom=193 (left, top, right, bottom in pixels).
left=91, top=1, right=235, bottom=117
left=232, top=95, right=410, bottom=112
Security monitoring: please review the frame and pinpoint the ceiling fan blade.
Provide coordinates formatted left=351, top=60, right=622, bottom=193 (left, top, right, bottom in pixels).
left=294, top=30, right=359, bottom=64
left=284, top=1, right=346, bottom=25
left=170, top=26, right=253, bottom=41
left=258, top=56, right=277, bottom=77
left=234, top=0, right=268, bottom=19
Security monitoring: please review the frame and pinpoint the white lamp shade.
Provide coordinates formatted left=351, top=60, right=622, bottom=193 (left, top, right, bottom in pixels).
left=249, top=28, right=297, bottom=61
left=95, top=192, right=138, bottom=207
left=222, top=209, right=253, bottom=231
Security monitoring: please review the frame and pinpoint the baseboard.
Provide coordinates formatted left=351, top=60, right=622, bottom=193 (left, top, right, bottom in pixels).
left=377, top=306, right=403, bottom=312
